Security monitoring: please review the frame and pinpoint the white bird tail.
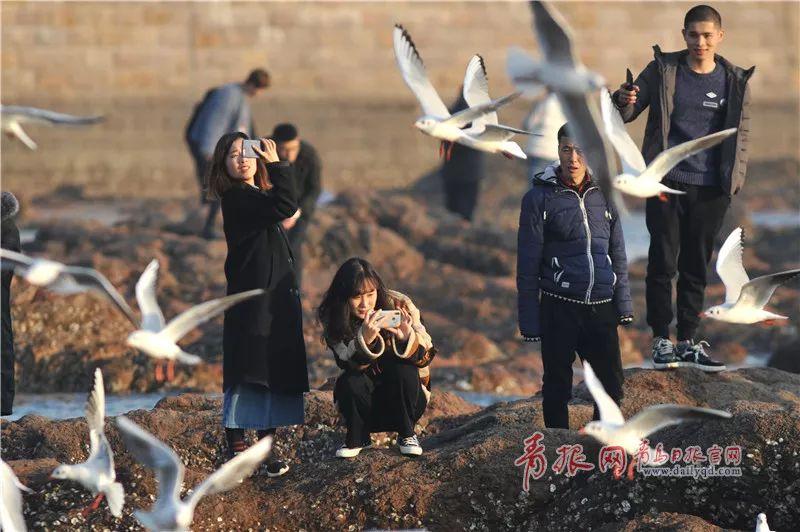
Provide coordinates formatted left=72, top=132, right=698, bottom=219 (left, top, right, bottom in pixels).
left=105, top=482, right=125, bottom=517
left=501, top=142, right=527, bottom=160
left=175, top=351, right=203, bottom=365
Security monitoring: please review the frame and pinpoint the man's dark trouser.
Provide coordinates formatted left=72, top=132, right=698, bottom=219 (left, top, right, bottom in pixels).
left=1, top=271, right=15, bottom=416
left=645, top=181, right=730, bottom=341
left=334, top=360, right=427, bottom=448
left=190, top=145, right=219, bottom=235
left=540, top=294, right=624, bottom=429
left=286, top=218, right=309, bottom=289
left=442, top=178, right=480, bottom=222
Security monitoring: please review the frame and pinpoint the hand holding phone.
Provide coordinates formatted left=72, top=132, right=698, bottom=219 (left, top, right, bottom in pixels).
left=242, top=139, right=260, bottom=159
left=375, top=310, right=402, bottom=329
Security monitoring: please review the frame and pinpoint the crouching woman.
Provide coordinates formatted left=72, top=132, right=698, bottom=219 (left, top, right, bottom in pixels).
left=318, top=257, right=436, bottom=458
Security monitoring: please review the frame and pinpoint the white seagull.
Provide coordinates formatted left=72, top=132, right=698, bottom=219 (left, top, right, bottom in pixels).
left=50, top=369, right=125, bottom=518
left=579, top=361, right=732, bottom=480
left=703, top=227, right=800, bottom=324
left=0, top=248, right=138, bottom=325
left=0, top=458, right=32, bottom=532
left=755, top=513, right=774, bottom=532
left=126, top=259, right=264, bottom=381
left=507, top=1, right=622, bottom=211
left=1, top=105, right=104, bottom=150
left=600, top=91, right=737, bottom=200
left=460, top=54, right=539, bottom=160
left=116, top=416, right=273, bottom=532
left=393, top=24, right=522, bottom=160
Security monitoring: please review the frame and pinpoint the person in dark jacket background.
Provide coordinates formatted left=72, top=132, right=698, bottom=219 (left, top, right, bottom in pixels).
left=206, top=132, right=309, bottom=477
left=272, top=123, right=322, bottom=289
left=439, top=91, right=486, bottom=221
left=517, top=124, right=633, bottom=429
left=1, top=191, right=21, bottom=416
left=187, top=69, right=271, bottom=240
left=614, top=5, right=754, bottom=371
left=318, top=258, right=435, bottom=458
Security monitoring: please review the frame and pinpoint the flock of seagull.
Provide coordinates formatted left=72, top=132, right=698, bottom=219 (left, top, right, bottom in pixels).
left=0, top=2, right=795, bottom=531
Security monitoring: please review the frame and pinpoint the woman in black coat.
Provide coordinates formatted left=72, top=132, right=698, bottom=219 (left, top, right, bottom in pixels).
left=206, top=132, right=309, bottom=477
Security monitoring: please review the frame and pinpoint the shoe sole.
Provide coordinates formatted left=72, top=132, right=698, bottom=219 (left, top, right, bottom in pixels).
left=335, top=448, right=363, bottom=459
left=653, top=360, right=726, bottom=372
left=266, top=465, right=290, bottom=478
left=399, top=447, right=423, bottom=456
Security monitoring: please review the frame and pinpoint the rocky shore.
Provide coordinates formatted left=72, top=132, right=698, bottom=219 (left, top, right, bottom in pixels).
left=2, top=367, right=798, bottom=531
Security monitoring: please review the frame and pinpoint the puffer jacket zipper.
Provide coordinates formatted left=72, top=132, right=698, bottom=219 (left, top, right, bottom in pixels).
left=563, top=186, right=598, bottom=303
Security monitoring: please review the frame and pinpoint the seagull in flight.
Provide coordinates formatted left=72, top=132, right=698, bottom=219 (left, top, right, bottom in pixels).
left=507, top=1, right=622, bottom=211
left=703, top=227, right=800, bottom=324
left=50, top=369, right=125, bottom=518
left=0, top=248, right=137, bottom=324
left=1, top=105, right=104, bottom=150
left=460, top=54, right=539, bottom=159
left=600, top=91, right=737, bottom=200
left=1, top=458, right=33, bottom=532
left=393, top=24, right=522, bottom=160
left=126, top=259, right=264, bottom=381
left=579, top=361, right=732, bottom=480
left=116, top=416, right=273, bottom=532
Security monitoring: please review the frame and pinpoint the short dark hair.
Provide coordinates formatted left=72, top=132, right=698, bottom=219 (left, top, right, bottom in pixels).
left=556, top=123, right=572, bottom=143
left=272, top=123, right=299, bottom=143
left=684, top=5, right=722, bottom=28
left=245, top=69, right=271, bottom=89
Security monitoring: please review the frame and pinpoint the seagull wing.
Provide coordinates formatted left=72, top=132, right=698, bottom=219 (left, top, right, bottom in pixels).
left=392, top=24, right=450, bottom=119
left=467, top=124, right=517, bottom=143
left=736, top=269, right=800, bottom=310
left=116, top=416, right=183, bottom=503
left=160, top=289, right=265, bottom=343
left=135, top=259, right=165, bottom=332
left=582, top=361, right=625, bottom=425
left=531, top=1, right=579, bottom=67
left=462, top=55, right=497, bottom=128
left=443, top=91, right=520, bottom=129
left=7, top=121, right=38, bottom=150
left=85, top=369, right=106, bottom=452
left=642, top=128, right=737, bottom=182
left=1, top=105, right=105, bottom=126
left=716, top=227, right=750, bottom=304
left=188, top=435, right=273, bottom=509
left=600, top=89, right=646, bottom=174
left=63, top=266, right=139, bottom=327
left=622, top=404, right=731, bottom=440
left=506, top=46, right=547, bottom=96
left=0, top=248, right=35, bottom=272
left=0, top=459, right=31, bottom=532
left=556, top=91, right=621, bottom=209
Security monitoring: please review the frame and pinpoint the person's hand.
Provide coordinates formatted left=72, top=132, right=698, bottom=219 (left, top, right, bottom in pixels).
left=252, top=138, right=279, bottom=163
left=618, top=315, right=634, bottom=326
left=281, top=217, right=297, bottom=230
left=360, top=309, right=382, bottom=345
left=523, top=335, right=541, bottom=343
left=616, top=83, right=639, bottom=106
left=386, top=309, right=413, bottom=342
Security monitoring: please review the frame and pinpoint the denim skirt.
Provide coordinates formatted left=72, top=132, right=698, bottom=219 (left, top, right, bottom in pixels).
left=222, top=382, right=305, bottom=430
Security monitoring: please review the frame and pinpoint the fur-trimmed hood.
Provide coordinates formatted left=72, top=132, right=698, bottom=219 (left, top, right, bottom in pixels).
left=1, top=192, right=19, bottom=222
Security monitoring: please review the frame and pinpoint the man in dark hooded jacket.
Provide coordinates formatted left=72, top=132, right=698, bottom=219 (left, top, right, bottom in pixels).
left=517, top=124, right=633, bottom=429
left=1, top=191, right=21, bottom=415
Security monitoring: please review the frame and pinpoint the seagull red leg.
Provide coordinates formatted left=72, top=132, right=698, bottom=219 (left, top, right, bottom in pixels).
left=80, top=493, right=105, bottom=518
left=166, top=360, right=175, bottom=382
left=626, top=456, right=637, bottom=481
left=154, top=363, right=164, bottom=383
left=446, top=141, right=454, bottom=161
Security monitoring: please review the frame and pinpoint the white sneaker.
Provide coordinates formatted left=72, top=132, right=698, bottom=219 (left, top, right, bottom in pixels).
left=335, top=445, right=364, bottom=458
left=398, top=435, right=423, bottom=456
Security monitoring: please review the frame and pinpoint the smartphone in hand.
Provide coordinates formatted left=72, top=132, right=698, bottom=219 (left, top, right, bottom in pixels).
left=375, top=310, right=402, bottom=328
left=242, top=139, right=260, bottom=159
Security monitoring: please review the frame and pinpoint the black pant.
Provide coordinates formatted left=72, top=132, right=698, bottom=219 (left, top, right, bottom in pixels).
left=1, top=270, right=15, bottom=416
left=540, top=294, right=624, bottom=429
left=286, top=218, right=308, bottom=289
left=190, top=145, right=220, bottom=234
left=334, top=360, right=427, bottom=448
left=442, top=179, right=480, bottom=221
left=645, top=181, right=730, bottom=341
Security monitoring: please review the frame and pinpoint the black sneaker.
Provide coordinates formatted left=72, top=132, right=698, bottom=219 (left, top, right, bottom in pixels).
left=676, top=340, right=726, bottom=372
left=264, top=458, right=290, bottom=478
left=651, top=337, right=680, bottom=370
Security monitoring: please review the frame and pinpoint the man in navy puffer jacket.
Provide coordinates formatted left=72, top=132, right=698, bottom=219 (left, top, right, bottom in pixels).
left=517, top=124, right=633, bottom=429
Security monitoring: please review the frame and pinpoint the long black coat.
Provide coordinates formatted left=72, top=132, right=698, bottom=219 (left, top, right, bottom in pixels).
left=221, top=162, right=310, bottom=394
left=1, top=192, right=21, bottom=415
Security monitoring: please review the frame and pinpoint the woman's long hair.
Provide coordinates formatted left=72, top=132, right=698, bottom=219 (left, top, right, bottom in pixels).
left=317, top=257, right=394, bottom=345
left=205, top=132, right=269, bottom=200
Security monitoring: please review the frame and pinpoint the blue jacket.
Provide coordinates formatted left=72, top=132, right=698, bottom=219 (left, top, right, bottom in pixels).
left=188, top=83, right=254, bottom=158
left=517, top=165, right=632, bottom=337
